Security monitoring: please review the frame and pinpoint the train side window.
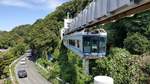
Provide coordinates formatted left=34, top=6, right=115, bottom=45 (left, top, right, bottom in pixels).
left=69, top=40, right=76, bottom=46
left=77, top=40, right=80, bottom=48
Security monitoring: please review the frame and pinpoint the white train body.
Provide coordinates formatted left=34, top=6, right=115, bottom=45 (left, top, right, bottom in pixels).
left=63, top=29, right=107, bottom=59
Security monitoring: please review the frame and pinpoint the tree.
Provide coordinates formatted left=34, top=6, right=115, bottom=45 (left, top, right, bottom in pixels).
left=124, top=33, right=149, bottom=54
left=94, top=48, right=142, bottom=84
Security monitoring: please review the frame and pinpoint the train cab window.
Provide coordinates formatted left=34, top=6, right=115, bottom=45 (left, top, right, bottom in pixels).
left=83, top=36, right=91, bottom=53
left=99, top=37, right=106, bottom=53
left=91, top=37, right=99, bottom=53
left=83, top=36, right=99, bottom=53
left=83, top=36, right=106, bottom=54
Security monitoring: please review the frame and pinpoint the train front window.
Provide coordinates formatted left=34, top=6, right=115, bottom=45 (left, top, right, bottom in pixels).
left=91, top=37, right=99, bottom=53
left=83, top=36, right=107, bottom=54
left=99, top=37, right=106, bottom=53
left=83, top=36, right=99, bottom=53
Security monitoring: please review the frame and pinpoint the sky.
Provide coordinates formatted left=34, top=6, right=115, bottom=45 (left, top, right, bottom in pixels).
left=0, top=0, right=69, bottom=31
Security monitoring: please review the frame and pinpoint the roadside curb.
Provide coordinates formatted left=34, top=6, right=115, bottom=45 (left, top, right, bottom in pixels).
left=35, top=62, right=49, bottom=73
left=9, top=55, right=25, bottom=84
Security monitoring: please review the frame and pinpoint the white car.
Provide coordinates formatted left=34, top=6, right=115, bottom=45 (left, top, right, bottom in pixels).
left=20, top=58, right=26, bottom=65
left=21, top=57, right=26, bottom=61
left=20, top=61, right=26, bottom=65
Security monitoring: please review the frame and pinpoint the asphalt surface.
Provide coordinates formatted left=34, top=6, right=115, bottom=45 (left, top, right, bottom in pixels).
left=15, top=53, right=51, bottom=84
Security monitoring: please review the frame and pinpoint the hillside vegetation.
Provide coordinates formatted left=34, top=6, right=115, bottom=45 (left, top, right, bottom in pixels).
left=0, top=0, right=150, bottom=84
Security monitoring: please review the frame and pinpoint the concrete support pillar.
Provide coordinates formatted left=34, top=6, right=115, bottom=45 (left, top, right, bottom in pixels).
left=83, top=59, right=89, bottom=74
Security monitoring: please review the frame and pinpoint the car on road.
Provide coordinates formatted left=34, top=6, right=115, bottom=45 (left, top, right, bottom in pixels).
left=20, top=58, right=26, bottom=65
left=20, top=61, right=26, bottom=65
left=17, top=70, right=27, bottom=78
left=21, top=57, right=26, bottom=61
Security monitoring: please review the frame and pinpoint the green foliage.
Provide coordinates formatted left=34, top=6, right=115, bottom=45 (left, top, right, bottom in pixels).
left=124, top=33, right=149, bottom=54
left=45, top=0, right=90, bottom=20
left=0, top=43, right=27, bottom=78
left=138, top=52, right=150, bottom=83
left=105, top=21, right=127, bottom=47
left=0, top=32, right=25, bottom=49
left=105, top=11, right=150, bottom=51
left=36, top=44, right=91, bottom=84
left=94, top=48, right=142, bottom=84
left=4, top=79, right=12, bottom=84
left=145, top=23, right=150, bottom=40
left=11, top=24, right=31, bottom=43
left=0, top=24, right=31, bottom=49
left=59, top=45, right=91, bottom=84
left=13, top=43, right=28, bottom=56
left=125, top=11, right=150, bottom=34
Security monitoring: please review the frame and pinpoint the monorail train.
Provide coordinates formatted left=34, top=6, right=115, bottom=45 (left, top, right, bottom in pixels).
left=61, top=0, right=145, bottom=59
left=63, top=28, right=107, bottom=59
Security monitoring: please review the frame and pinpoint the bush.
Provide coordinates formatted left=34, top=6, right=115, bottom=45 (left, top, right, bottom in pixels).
left=94, top=48, right=142, bottom=84
left=58, top=49, right=91, bottom=84
left=124, top=33, right=149, bottom=54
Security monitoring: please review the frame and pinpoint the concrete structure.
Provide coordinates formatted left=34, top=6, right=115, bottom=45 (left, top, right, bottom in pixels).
left=94, top=76, right=113, bottom=84
left=60, top=19, right=72, bottom=40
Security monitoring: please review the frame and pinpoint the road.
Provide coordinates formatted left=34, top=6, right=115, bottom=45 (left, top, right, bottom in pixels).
left=15, top=53, right=51, bottom=84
